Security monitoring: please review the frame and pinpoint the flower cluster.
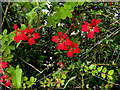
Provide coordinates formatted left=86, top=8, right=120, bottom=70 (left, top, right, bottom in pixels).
left=0, top=53, right=11, bottom=87
left=81, top=18, right=101, bottom=39
left=0, top=73, right=11, bottom=87
left=13, top=24, right=39, bottom=45
left=52, top=31, right=80, bottom=57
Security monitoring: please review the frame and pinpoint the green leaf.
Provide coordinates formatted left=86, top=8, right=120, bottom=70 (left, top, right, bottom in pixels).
left=30, top=77, right=34, bottom=82
left=78, top=2, right=84, bottom=5
left=3, top=29, right=7, bottom=35
left=6, top=47, right=11, bottom=55
left=22, top=77, right=28, bottom=81
left=102, top=67, right=107, bottom=73
left=107, top=76, right=113, bottom=80
left=62, top=74, right=66, bottom=79
left=6, top=54, right=13, bottom=59
left=101, top=74, right=106, bottom=78
left=89, top=64, right=95, bottom=69
left=11, top=65, right=22, bottom=88
left=9, top=46, right=15, bottom=50
left=20, top=24, right=26, bottom=30
left=40, top=81, right=44, bottom=84
left=97, top=66, right=103, bottom=72
left=91, top=71, right=96, bottom=76
left=108, top=70, right=114, bottom=75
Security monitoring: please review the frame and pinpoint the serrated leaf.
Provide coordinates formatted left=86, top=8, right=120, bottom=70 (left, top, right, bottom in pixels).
left=108, top=70, right=114, bottom=75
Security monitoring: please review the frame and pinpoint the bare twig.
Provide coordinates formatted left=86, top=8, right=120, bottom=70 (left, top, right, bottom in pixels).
left=1, top=0, right=10, bottom=26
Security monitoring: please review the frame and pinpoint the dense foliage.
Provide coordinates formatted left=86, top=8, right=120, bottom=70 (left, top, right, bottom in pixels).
left=0, top=1, right=120, bottom=89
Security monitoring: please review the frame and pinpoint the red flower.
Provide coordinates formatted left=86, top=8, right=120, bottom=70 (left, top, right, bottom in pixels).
left=52, top=31, right=67, bottom=50
left=0, top=62, right=7, bottom=68
left=24, top=28, right=39, bottom=45
left=109, top=2, right=112, bottom=6
left=0, top=73, right=11, bottom=87
left=81, top=18, right=101, bottom=39
left=13, top=24, right=39, bottom=45
left=13, top=24, right=17, bottom=30
left=5, top=81, right=11, bottom=87
left=65, top=39, right=80, bottom=57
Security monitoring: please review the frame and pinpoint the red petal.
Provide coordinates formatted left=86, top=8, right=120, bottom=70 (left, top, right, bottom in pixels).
left=33, top=33, right=39, bottom=39
left=81, top=23, right=89, bottom=32
left=25, top=28, right=29, bottom=34
left=91, top=18, right=95, bottom=25
left=19, top=32, right=27, bottom=40
left=74, top=47, right=80, bottom=53
left=67, top=51, right=73, bottom=57
left=109, top=2, right=112, bottom=6
left=5, top=81, right=11, bottom=87
left=0, top=62, right=7, bottom=68
left=95, top=18, right=101, bottom=25
left=0, top=69, right=2, bottom=73
left=65, top=38, right=73, bottom=46
left=28, top=38, right=35, bottom=45
left=52, top=36, right=59, bottom=43
left=13, top=24, right=17, bottom=30
left=58, top=43, right=65, bottom=50
left=58, top=31, right=62, bottom=37
left=73, top=43, right=78, bottom=48
left=14, top=36, right=20, bottom=43
left=62, top=33, right=67, bottom=39
left=30, top=27, right=35, bottom=34
left=94, top=26, right=99, bottom=33
left=88, top=31, right=94, bottom=39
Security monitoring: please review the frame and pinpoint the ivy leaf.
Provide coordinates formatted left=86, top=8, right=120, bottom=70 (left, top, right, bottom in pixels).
left=108, top=70, right=114, bottom=75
